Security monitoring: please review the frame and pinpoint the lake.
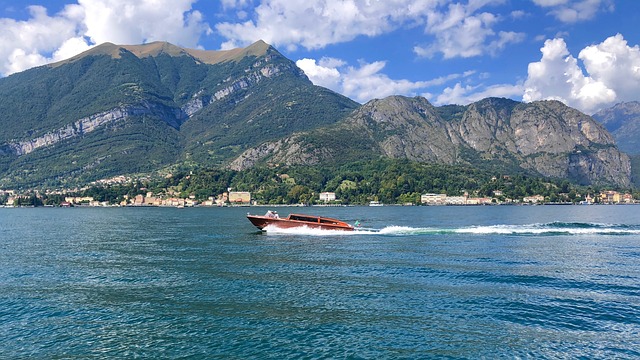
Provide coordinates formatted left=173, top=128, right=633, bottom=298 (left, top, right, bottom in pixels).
left=1, top=205, right=639, bottom=358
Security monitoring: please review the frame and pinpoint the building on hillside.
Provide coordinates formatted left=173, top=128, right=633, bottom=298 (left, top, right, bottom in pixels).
left=523, top=195, right=545, bottom=203
left=600, top=191, right=621, bottom=204
left=465, top=197, right=492, bottom=205
left=319, top=192, right=336, bottom=202
left=229, top=191, right=251, bottom=205
left=599, top=191, right=634, bottom=204
left=445, top=196, right=466, bottom=205
left=132, top=194, right=144, bottom=205
left=65, top=196, right=95, bottom=204
left=421, top=193, right=447, bottom=205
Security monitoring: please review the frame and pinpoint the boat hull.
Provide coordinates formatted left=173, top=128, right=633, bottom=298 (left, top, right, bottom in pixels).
left=247, top=214, right=354, bottom=231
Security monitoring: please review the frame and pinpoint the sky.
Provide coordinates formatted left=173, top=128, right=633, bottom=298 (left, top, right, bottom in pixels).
left=0, top=0, right=638, bottom=115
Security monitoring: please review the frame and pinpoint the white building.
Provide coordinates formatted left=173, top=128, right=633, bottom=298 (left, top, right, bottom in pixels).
left=421, top=193, right=447, bottom=205
left=319, top=192, right=336, bottom=202
left=445, top=196, right=466, bottom=205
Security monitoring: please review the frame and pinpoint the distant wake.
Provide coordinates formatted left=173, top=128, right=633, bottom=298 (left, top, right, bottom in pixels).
left=263, top=222, right=640, bottom=236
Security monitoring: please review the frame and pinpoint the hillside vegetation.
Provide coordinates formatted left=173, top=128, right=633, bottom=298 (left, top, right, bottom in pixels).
left=0, top=41, right=635, bottom=190
left=0, top=41, right=357, bottom=188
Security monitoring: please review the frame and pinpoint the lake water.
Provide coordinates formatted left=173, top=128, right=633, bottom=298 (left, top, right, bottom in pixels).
left=1, top=205, right=639, bottom=358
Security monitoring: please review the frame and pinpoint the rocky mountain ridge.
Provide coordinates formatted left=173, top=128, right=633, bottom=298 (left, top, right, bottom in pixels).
left=231, top=96, right=631, bottom=187
left=0, top=40, right=633, bottom=188
left=0, top=40, right=358, bottom=187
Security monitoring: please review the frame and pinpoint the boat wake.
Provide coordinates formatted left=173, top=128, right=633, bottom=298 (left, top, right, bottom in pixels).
left=263, top=222, right=640, bottom=236
left=366, top=222, right=640, bottom=236
left=262, top=224, right=357, bottom=236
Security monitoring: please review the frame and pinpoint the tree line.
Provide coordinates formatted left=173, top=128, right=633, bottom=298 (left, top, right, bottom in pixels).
left=5, top=159, right=635, bottom=206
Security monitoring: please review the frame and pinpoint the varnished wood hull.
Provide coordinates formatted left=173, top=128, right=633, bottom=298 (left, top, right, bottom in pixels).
left=247, top=214, right=354, bottom=231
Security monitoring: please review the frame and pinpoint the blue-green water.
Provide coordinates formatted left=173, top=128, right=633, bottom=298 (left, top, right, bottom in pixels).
left=1, top=205, right=640, bottom=358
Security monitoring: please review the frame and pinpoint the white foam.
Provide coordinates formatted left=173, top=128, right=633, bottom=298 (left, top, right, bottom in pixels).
left=263, top=224, right=358, bottom=236
left=262, top=223, right=640, bottom=236
left=378, top=226, right=430, bottom=235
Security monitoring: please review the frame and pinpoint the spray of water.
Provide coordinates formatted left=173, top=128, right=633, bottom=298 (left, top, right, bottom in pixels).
left=262, top=222, right=640, bottom=236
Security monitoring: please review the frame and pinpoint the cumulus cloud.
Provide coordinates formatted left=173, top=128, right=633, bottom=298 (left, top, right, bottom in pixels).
left=0, top=6, right=79, bottom=75
left=434, top=82, right=523, bottom=106
left=533, top=0, right=614, bottom=23
left=579, top=34, right=640, bottom=104
left=296, top=56, right=475, bottom=103
left=217, top=0, right=520, bottom=58
left=414, top=1, right=525, bottom=59
left=0, top=0, right=211, bottom=76
left=295, top=58, right=343, bottom=90
left=79, top=0, right=210, bottom=47
left=216, top=0, right=439, bottom=51
left=523, top=34, right=640, bottom=114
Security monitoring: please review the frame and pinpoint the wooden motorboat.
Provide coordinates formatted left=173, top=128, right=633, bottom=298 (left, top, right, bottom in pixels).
left=247, top=211, right=354, bottom=231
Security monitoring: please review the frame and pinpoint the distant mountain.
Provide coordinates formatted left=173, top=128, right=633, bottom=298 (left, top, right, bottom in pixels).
left=0, top=40, right=358, bottom=187
left=592, top=101, right=640, bottom=186
left=592, top=101, right=640, bottom=155
left=231, top=96, right=631, bottom=187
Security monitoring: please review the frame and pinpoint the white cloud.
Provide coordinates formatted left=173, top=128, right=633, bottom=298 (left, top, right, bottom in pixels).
left=578, top=34, right=640, bottom=104
left=341, top=60, right=427, bottom=103
left=415, top=1, right=525, bottom=59
left=52, top=37, right=93, bottom=62
left=434, top=82, right=523, bottom=106
left=216, top=0, right=440, bottom=51
left=217, top=0, right=522, bottom=59
left=297, top=55, right=476, bottom=103
left=533, top=0, right=613, bottom=23
left=0, top=0, right=211, bottom=76
left=0, top=6, right=79, bottom=75
left=522, top=35, right=640, bottom=114
left=488, top=31, right=527, bottom=55
left=295, top=57, right=342, bottom=90
left=510, top=10, right=526, bottom=19
left=532, top=0, right=568, bottom=6
left=79, top=0, right=210, bottom=47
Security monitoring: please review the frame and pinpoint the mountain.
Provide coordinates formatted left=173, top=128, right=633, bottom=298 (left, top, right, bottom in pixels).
left=0, top=41, right=358, bottom=187
left=592, top=101, right=640, bottom=186
left=0, top=41, right=631, bottom=188
left=592, top=101, right=640, bottom=155
left=230, top=96, right=631, bottom=187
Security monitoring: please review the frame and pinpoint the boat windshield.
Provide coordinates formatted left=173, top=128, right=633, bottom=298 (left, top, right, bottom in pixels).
left=289, top=215, right=319, bottom=222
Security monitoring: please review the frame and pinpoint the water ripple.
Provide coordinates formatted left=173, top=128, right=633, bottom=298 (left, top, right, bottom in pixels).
left=1, top=206, right=640, bottom=358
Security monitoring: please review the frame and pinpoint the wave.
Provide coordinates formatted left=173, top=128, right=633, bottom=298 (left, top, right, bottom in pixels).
left=262, top=224, right=358, bottom=236
left=261, top=222, right=640, bottom=237
left=373, top=222, right=640, bottom=236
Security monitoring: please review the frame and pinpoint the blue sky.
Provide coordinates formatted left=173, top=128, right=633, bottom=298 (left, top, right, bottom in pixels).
left=0, top=0, right=638, bottom=114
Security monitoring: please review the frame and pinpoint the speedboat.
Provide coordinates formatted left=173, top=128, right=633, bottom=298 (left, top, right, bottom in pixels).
left=247, top=211, right=354, bottom=231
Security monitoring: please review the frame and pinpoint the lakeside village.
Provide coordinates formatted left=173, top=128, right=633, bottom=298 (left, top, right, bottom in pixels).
left=1, top=187, right=636, bottom=208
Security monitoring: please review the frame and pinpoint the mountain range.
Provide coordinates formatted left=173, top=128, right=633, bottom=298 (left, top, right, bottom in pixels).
left=230, top=96, right=631, bottom=187
left=0, top=40, right=635, bottom=188
left=592, top=101, right=640, bottom=156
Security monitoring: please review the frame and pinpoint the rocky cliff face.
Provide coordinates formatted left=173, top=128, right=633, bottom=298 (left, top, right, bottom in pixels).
left=1, top=42, right=304, bottom=156
left=0, top=40, right=357, bottom=187
left=4, top=101, right=185, bottom=156
left=231, top=96, right=631, bottom=187
left=592, top=101, right=640, bottom=155
left=351, top=96, right=460, bottom=163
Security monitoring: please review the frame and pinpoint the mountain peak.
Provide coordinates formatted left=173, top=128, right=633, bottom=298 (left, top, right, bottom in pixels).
left=184, top=40, right=272, bottom=64
left=51, top=40, right=274, bottom=68
left=121, top=41, right=189, bottom=58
